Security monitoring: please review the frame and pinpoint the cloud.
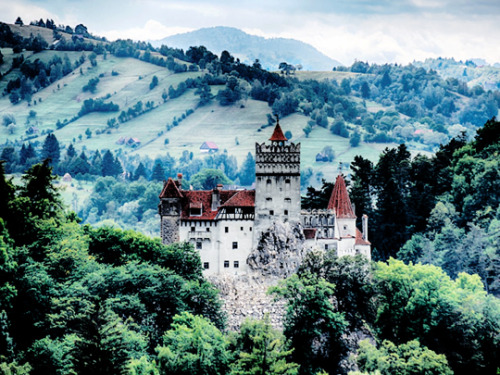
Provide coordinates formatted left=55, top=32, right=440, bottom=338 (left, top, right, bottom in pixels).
left=100, top=20, right=192, bottom=42
left=0, top=1, right=56, bottom=25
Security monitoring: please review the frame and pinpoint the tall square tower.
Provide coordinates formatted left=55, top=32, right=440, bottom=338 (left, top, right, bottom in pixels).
left=253, top=121, right=301, bottom=242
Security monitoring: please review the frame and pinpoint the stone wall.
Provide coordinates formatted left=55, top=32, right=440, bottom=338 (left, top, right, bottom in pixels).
left=208, top=273, right=285, bottom=331
left=211, top=221, right=309, bottom=331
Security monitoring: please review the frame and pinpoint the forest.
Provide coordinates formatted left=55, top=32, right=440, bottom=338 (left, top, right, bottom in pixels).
left=1, top=119, right=499, bottom=375
left=0, top=18, right=499, bottom=375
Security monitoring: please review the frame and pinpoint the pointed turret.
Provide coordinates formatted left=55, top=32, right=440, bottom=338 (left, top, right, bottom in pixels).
left=269, top=118, right=288, bottom=143
left=327, top=175, right=356, bottom=218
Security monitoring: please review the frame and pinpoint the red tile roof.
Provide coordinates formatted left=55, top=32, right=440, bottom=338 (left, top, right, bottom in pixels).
left=355, top=228, right=371, bottom=245
left=162, top=187, right=256, bottom=221
left=269, top=122, right=288, bottom=142
left=159, top=178, right=183, bottom=198
left=328, top=175, right=356, bottom=218
left=221, top=190, right=255, bottom=207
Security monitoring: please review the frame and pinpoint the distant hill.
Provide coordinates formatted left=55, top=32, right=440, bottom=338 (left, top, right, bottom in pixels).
left=151, top=26, right=342, bottom=71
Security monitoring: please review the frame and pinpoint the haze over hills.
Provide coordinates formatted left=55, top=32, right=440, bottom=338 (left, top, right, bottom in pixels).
left=152, top=26, right=342, bottom=71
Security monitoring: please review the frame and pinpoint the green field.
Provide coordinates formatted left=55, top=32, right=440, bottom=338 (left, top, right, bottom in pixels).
left=0, top=50, right=397, bottom=189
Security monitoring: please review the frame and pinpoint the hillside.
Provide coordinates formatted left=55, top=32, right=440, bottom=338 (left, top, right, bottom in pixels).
left=152, top=26, right=342, bottom=71
left=1, top=20, right=499, bottom=192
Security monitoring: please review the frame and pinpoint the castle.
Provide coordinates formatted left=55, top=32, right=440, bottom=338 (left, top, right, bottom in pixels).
left=159, top=121, right=370, bottom=274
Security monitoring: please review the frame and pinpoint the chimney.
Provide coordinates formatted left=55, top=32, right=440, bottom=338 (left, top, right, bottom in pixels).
left=176, top=173, right=183, bottom=188
left=362, top=214, right=368, bottom=241
left=212, top=184, right=222, bottom=211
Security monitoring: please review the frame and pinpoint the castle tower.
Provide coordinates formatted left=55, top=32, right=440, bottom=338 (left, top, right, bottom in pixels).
left=158, top=175, right=183, bottom=244
left=253, top=120, right=301, bottom=243
left=327, top=174, right=357, bottom=238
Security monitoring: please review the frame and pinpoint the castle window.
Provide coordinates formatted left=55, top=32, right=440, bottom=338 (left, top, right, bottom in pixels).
left=225, top=227, right=229, bottom=233
left=285, top=179, right=290, bottom=184
left=266, top=197, right=272, bottom=201
left=189, top=203, right=202, bottom=216
left=203, top=262, right=209, bottom=269
left=191, top=227, right=195, bottom=232
left=284, top=198, right=291, bottom=203
left=196, top=241, right=202, bottom=249
left=224, top=260, right=229, bottom=268
left=234, top=261, right=239, bottom=268
left=240, top=226, right=244, bottom=231
left=343, top=225, right=347, bottom=230
left=284, top=210, right=288, bottom=216
left=325, top=244, right=329, bottom=250
left=206, top=228, right=210, bottom=232
left=269, top=210, right=274, bottom=215
left=250, top=227, right=252, bottom=231
left=232, top=242, right=238, bottom=249
left=266, top=179, right=272, bottom=185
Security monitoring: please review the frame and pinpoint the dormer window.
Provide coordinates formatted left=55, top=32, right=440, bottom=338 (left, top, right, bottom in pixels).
left=189, top=202, right=202, bottom=217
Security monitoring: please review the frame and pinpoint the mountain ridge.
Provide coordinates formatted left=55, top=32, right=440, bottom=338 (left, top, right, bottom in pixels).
left=151, top=26, right=342, bottom=71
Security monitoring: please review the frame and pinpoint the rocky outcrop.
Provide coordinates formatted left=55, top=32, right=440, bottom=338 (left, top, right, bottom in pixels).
left=208, top=273, right=285, bottom=331
left=247, top=221, right=308, bottom=277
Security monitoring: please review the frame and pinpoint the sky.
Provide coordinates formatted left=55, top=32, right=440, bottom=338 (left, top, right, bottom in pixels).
left=2, top=0, right=500, bottom=66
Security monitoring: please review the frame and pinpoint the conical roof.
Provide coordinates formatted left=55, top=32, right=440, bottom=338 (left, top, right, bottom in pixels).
left=159, top=177, right=183, bottom=198
left=327, top=175, right=356, bottom=218
left=269, top=121, right=288, bottom=142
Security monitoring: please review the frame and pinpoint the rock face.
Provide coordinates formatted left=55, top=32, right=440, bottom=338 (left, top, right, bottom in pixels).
left=209, top=221, right=308, bottom=331
left=247, top=221, right=307, bottom=278
left=208, top=273, right=285, bottom=331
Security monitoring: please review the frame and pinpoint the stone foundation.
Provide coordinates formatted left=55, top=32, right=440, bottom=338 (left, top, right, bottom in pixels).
left=208, top=273, right=285, bottom=331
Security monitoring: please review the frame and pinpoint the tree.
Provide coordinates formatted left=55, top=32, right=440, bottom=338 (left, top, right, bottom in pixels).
left=217, top=76, right=242, bottom=106
left=42, top=133, right=61, bottom=165
left=133, top=162, right=148, bottom=181
left=355, top=339, right=452, bottom=375
left=15, top=17, right=23, bottom=26
left=101, top=150, right=122, bottom=177
left=373, top=259, right=500, bottom=375
left=151, top=160, right=165, bottom=182
left=350, top=131, right=361, bottom=147
left=66, top=143, right=76, bottom=159
left=195, top=83, right=214, bottom=106
left=150, top=75, right=158, bottom=90
left=229, top=316, right=299, bottom=375
left=238, top=153, right=255, bottom=186
left=0, top=162, right=15, bottom=221
left=361, top=81, right=370, bottom=99
left=270, top=273, right=348, bottom=375
left=189, top=169, right=232, bottom=190
left=156, top=312, right=229, bottom=375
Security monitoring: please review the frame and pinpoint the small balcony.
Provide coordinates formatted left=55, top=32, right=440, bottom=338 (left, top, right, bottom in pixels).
left=187, top=231, right=212, bottom=240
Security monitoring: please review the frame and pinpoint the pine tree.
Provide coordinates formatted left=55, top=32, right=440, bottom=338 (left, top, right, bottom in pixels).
left=133, top=162, right=148, bottom=181
left=151, top=160, right=165, bottom=181
left=42, top=133, right=60, bottom=165
left=66, top=144, right=76, bottom=159
left=101, top=150, right=122, bottom=177
left=239, top=152, right=255, bottom=186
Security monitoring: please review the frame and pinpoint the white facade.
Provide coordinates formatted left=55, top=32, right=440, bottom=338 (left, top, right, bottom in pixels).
left=179, top=219, right=254, bottom=275
left=159, top=122, right=371, bottom=275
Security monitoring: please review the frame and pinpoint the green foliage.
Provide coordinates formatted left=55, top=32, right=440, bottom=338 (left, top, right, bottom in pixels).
left=373, top=259, right=500, bottom=374
left=156, top=312, right=229, bottom=375
left=83, top=77, right=100, bottom=93
left=189, top=168, right=232, bottom=190
left=354, top=339, right=452, bottom=375
left=229, top=315, right=299, bottom=375
left=270, top=273, right=348, bottom=375
left=42, top=133, right=60, bottom=165
left=238, top=152, right=255, bottom=186
left=149, top=75, right=158, bottom=90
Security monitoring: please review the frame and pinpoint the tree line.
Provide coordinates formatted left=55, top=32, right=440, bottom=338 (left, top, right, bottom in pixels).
left=1, top=160, right=498, bottom=374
